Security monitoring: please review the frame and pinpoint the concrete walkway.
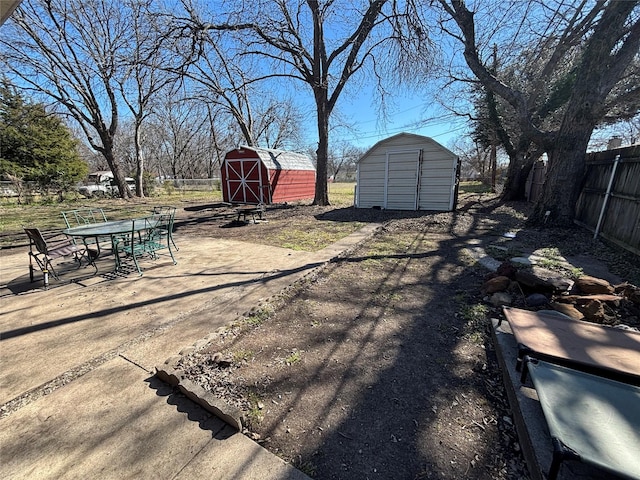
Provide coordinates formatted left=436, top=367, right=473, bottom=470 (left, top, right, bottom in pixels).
left=0, top=224, right=380, bottom=479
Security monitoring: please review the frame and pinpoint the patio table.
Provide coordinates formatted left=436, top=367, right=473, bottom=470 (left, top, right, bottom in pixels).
left=63, top=217, right=156, bottom=272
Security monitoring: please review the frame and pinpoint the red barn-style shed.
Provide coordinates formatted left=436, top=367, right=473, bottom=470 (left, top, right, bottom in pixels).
left=222, top=146, right=316, bottom=205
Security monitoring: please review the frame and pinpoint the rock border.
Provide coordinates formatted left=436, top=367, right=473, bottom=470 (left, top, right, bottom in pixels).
left=155, top=364, right=245, bottom=430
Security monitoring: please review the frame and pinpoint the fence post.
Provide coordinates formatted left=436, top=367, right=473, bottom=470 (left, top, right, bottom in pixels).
left=593, top=154, right=620, bottom=240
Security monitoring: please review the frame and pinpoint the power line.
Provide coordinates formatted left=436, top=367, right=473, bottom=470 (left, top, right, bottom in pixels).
left=350, top=114, right=467, bottom=142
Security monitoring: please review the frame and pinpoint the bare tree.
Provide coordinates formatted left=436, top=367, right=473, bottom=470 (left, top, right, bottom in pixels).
left=439, top=0, right=640, bottom=224
left=328, top=143, right=366, bottom=181
left=177, top=36, right=261, bottom=147
left=203, top=103, right=236, bottom=178
left=591, top=114, right=640, bottom=149
left=179, top=0, right=429, bottom=205
left=450, top=136, right=492, bottom=181
left=0, top=0, right=133, bottom=198
left=162, top=6, right=307, bottom=156
left=146, top=98, right=219, bottom=179
left=252, top=96, right=304, bottom=150
left=117, top=0, right=180, bottom=197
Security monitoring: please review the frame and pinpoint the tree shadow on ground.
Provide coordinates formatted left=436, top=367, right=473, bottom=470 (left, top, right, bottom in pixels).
left=182, top=198, right=532, bottom=479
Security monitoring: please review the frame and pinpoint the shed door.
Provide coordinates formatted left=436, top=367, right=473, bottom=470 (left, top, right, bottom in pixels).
left=225, top=158, right=265, bottom=204
left=385, top=150, right=421, bottom=210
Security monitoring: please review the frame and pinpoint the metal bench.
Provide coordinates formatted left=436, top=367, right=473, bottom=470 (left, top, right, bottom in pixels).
left=235, top=204, right=265, bottom=223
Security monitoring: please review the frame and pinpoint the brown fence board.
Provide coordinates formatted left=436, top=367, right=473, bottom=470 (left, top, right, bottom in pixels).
left=575, top=145, right=640, bottom=256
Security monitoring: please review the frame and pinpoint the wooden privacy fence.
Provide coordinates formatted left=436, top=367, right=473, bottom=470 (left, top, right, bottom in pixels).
left=574, top=145, right=640, bottom=256
left=525, top=160, right=546, bottom=202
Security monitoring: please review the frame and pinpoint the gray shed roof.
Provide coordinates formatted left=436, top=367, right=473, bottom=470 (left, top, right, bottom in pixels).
left=237, top=146, right=316, bottom=171
left=357, top=132, right=457, bottom=163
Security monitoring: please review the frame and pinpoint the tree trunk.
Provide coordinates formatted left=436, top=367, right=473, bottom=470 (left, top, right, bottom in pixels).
left=502, top=143, right=541, bottom=201
left=530, top=128, right=590, bottom=226
left=442, top=0, right=640, bottom=225
left=313, top=89, right=330, bottom=206
left=100, top=133, right=132, bottom=200
left=134, top=122, right=145, bottom=198
left=502, top=153, right=530, bottom=201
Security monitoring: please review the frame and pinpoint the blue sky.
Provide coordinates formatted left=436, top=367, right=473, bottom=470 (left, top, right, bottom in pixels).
left=298, top=83, right=470, bottom=153
left=341, top=96, right=467, bottom=149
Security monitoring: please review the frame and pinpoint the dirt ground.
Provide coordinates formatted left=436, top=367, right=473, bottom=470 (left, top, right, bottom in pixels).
left=173, top=195, right=639, bottom=480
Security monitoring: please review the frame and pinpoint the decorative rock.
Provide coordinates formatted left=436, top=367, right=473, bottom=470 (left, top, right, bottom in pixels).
left=617, top=284, right=640, bottom=305
left=575, top=276, right=614, bottom=295
left=613, top=282, right=632, bottom=294
left=483, top=276, right=511, bottom=294
left=515, top=270, right=549, bottom=289
left=526, top=293, right=548, bottom=307
left=545, top=276, right=573, bottom=292
left=549, top=302, right=584, bottom=320
left=511, top=257, right=534, bottom=267
left=490, top=292, right=513, bottom=306
left=578, top=299, right=606, bottom=323
left=558, top=294, right=621, bottom=307
left=515, top=268, right=572, bottom=292
left=496, top=262, right=518, bottom=279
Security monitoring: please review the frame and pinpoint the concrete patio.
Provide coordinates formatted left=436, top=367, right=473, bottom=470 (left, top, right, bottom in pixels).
left=0, top=225, right=378, bottom=479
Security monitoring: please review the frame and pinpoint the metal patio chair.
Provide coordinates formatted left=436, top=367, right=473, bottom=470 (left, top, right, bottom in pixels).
left=115, top=215, right=177, bottom=276
left=152, top=206, right=179, bottom=250
left=61, top=208, right=108, bottom=227
left=24, top=227, right=96, bottom=289
left=61, top=208, right=112, bottom=251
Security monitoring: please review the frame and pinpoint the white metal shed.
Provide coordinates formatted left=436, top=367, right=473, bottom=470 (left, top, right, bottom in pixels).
left=355, top=132, right=460, bottom=211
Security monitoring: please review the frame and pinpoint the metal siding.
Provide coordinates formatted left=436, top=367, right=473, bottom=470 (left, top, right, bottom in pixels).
left=250, top=146, right=315, bottom=171
left=357, top=133, right=458, bottom=211
left=223, top=146, right=316, bottom=204
left=356, top=154, right=386, bottom=208
left=386, top=150, right=420, bottom=210
left=271, top=170, right=316, bottom=203
left=417, top=153, right=457, bottom=211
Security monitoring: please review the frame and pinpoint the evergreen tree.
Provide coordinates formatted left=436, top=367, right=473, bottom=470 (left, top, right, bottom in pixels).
left=0, top=80, right=87, bottom=194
